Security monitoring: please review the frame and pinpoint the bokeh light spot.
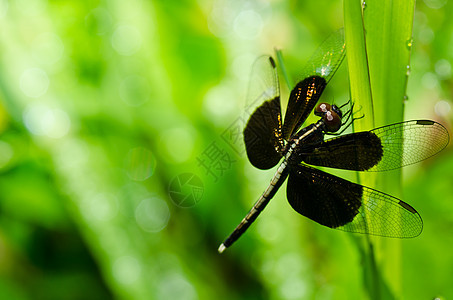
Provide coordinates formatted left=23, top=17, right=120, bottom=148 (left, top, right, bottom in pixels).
left=423, top=0, right=447, bottom=9
left=55, top=138, right=89, bottom=170
left=23, top=104, right=71, bottom=138
left=20, top=68, right=49, bottom=98
left=231, top=53, right=256, bottom=81
left=32, top=32, right=64, bottom=65
left=99, top=229, right=129, bottom=256
left=435, top=59, right=451, bottom=79
left=419, top=27, right=434, bottom=44
left=157, top=273, right=197, bottom=300
left=119, top=75, right=150, bottom=107
left=203, top=85, right=237, bottom=122
left=233, top=10, right=263, bottom=40
left=279, top=277, right=308, bottom=300
left=112, top=256, right=141, bottom=285
left=434, top=100, right=451, bottom=117
left=160, top=127, right=195, bottom=163
left=421, top=72, right=439, bottom=89
left=276, top=253, right=305, bottom=277
left=111, top=25, right=142, bottom=56
left=207, top=5, right=235, bottom=37
left=16, top=0, right=47, bottom=16
left=135, top=197, right=170, bottom=233
left=85, top=7, right=113, bottom=35
left=256, top=215, right=281, bottom=242
left=125, top=147, right=156, bottom=181
left=0, top=141, right=13, bottom=168
left=82, top=193, right=119, bottom=222
left=44, top=108, right=70, bottom=138
left=0, top=0, right=8, bottom=18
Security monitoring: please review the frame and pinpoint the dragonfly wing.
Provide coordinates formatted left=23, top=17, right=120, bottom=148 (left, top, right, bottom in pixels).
left=300, top=120, right=449, bottom=171
left=282, top=29, right=346, bottom=139
left=287, top=164, right=423, bottom=237
left=243, top=56, right=284, bottom=169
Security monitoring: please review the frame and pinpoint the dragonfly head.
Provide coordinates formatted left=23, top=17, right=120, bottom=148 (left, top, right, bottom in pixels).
left=314, top=102, right=342, bottom=133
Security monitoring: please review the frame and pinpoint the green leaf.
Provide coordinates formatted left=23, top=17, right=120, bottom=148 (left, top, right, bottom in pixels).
left=344, top=0, right=374, bottom=133
left=345, top=0, right=416, bottom=299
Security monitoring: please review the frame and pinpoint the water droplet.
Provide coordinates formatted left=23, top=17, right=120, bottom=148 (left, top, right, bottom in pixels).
left=406, top=37, right=414, bottom=51
left=362, top=1, right=367, bottom=9
left=406, top=38, right=413, bottom=49
left=406, top=65, right=411, bottom=76
left=403, top=95, right=409, bottom=103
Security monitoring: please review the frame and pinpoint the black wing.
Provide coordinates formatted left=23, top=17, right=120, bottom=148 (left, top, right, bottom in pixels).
left=300, top=120, right=450, bottom=171
left=287, top=164, right=422, bottom=238
left=243, top=56, right=284, bottom=170
left=282, top=29, right=346, bottom=140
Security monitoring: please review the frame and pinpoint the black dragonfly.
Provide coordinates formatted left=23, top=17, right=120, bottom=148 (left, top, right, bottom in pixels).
left=218, top=30, right=450, bottom=253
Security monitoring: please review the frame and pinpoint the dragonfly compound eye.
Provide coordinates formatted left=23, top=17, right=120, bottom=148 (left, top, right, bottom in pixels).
left=314, top=103, right=332, bottom=117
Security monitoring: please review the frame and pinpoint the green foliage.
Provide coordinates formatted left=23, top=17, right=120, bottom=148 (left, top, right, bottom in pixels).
left=345, top=1, right=417, bottom=299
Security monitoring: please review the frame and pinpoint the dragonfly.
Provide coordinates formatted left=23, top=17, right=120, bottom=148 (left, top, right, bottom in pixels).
left=218, top=29, right=450, bottom=253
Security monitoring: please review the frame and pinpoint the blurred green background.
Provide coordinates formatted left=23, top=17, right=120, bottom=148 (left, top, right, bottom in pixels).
left=0, top=0, right=452, bottom=299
